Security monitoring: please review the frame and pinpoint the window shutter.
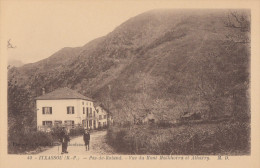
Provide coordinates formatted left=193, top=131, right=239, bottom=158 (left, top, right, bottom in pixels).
left=42, top=107, right=45, bottom=114
left=67, top=107, right=69, bottom=114
left=72, top=107, right=74, bottom=114
left=50, top=107, right=52, bottom=114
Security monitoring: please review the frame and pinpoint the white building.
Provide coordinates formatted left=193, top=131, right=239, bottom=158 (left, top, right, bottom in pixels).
left=95, top=105, right=108, bottom=128
left=35, top=87, right=97, bottom=131
left=95, top=104, right=113, bottom=128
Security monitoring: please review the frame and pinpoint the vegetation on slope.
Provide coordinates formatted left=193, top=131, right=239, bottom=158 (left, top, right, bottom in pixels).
left=107, top=121, right=250, bottom=155
left=8, top=9, right=250, bottom=154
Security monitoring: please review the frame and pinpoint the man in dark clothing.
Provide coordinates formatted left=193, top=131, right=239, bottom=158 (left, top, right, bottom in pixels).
left=60, top=127, right=70, bottom=154
left=83, top=129, right=90, bottom=151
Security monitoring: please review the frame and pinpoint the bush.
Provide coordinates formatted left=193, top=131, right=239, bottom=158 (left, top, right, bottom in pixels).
left=107, top=127, right=130, bottom=153
left=69, top=127, right=84, bottom=137
left=156, top=120, right=173, bottom=128
left=8, top=126, right=87, bottom=154
left=107, top=121, right=250, bottom=155
left=8, top=131, right=54, bottom=154
left=214, top=122, right=250, bottom=154
left=51, top=126, right=63, bottom=140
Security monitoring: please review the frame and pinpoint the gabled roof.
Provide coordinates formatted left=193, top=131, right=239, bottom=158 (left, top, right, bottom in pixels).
left=35, top=87, right=93, bottom=101
left=93, top=102, right=102, bottom=108
left=94, top=103, right=112, bottom=114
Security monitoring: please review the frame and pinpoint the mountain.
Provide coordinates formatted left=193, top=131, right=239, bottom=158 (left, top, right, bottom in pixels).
left=8, top=9, right=250, bottom=127
left=8, top=59, right=24, bottom=67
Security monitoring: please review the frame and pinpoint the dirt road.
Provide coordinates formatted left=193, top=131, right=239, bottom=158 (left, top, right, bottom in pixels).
left=38, top=130, right=115, bottom=155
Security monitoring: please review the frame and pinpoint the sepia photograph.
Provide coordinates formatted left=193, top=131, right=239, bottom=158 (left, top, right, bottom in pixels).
left=6, top=6, right=252, bottom=156
left=1, top=1, right=260, bottom=168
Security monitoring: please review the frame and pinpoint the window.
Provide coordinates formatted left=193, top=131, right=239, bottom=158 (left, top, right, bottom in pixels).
left=67, top=106, right=74, bottom=114
left=54, top=120, right=62, bottom=126
left=42, top=107, right=52, bottom=114
left=83, top=107, right=85, bottom=114
left=65, top=120, right=74, bottom=126
left=82, top=120, right=86, bottom=127
left=89, top=120, right=92, bottom=127
left=104, top=115, right=107, bottom=119
left=89, top=108, right=92, bottom=117
left=86, top=108, right=89, bottom=117
left=42, top=121, right=52, bottom=126
left=99, top=115, right=102, bottom=120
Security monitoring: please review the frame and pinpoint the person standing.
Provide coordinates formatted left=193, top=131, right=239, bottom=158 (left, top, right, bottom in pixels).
left=60, top=127, right=70, bottom=154
left=83, top=129, right=90, bottom=151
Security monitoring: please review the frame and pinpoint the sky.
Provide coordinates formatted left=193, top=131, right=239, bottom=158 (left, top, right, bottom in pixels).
left=2, top=1, right=178, bottom=64
left=2, top=1, right=256, bottom=64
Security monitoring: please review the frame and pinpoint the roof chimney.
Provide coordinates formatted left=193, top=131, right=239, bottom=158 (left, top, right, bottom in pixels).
left=42, top=88, right=45, bottom=95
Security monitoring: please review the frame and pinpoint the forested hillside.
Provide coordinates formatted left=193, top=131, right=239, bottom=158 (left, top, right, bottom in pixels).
left=8, top=9, right=250, bottom=132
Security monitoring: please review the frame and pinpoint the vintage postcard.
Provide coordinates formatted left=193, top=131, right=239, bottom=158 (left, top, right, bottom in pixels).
left=0, top=0, right=259, bottom=168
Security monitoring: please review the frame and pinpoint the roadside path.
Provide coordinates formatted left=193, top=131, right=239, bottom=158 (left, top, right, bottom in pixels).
left=38, top=130, right=115, bottom=155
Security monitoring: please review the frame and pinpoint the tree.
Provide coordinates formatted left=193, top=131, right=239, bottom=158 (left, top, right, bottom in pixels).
left=193, top=10, right=250, bottom=120
left=223, top=10, right=250, bottom=120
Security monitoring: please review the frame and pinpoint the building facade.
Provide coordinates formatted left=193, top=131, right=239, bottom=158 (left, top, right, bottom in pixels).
left=36, top=87, right=97, bottom=131
left=95, top=105, right=113, bottom=128
left=95, top=106, right=108, bottom=128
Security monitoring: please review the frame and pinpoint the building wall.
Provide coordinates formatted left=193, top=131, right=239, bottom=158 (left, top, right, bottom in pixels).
left=96, top=106, right=108, bottom=128
left=79, top=100, right=96, bottom=129
left=36, top=99, right=94, bottom=130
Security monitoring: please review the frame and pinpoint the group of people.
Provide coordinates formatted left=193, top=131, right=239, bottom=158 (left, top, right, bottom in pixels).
left=59, top=127, right=90, bottom=154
